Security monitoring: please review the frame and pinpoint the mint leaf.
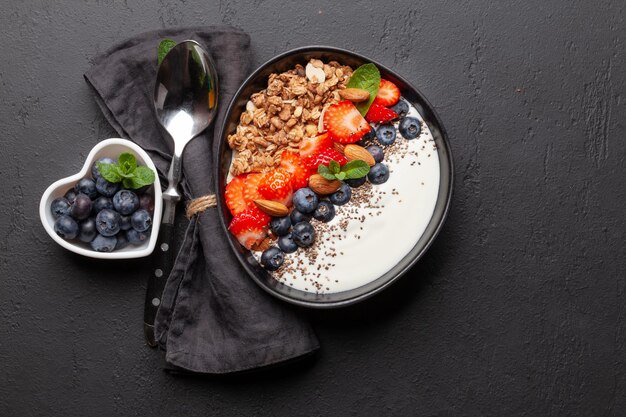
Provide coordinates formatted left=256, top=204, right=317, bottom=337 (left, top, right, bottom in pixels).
left=117, top=167, right=135, bottom=178
left=158, top=39, right=177, bottom=65
left=122, top=169, right=154, bottom=189
left=319, top=159, right=370, bottom=181
left=97, top=162, right=122, bottom=183
left=124, top=175, right=155, bottom=189
left=342, top=160, right=370, bottom=179
left=132, top=166, right=156, bottom=187
left=346, top=63, right=381, bottom=116
left=318, top=165, right=336, bottom=180
left=118, top=153, right=137, bottom=174
left=122, top=178, right=132, bottom=189
left=96, top=153, right=155, bottom=189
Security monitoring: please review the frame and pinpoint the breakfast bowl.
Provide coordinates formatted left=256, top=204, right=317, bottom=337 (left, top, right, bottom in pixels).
left=216, top=46, right=453, bottom=308
left=39, top=138, right=162, bottom=259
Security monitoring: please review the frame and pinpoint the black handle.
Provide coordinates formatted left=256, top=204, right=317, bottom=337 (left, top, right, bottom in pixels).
left=143, top=222, right=176, bottom=347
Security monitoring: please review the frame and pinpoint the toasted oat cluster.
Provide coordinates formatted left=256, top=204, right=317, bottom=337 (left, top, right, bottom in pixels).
left=228, top=59, right=354, bottom=176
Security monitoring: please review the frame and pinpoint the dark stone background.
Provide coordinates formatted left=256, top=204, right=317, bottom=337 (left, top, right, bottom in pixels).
left=1, top=0, right=624, bottom=415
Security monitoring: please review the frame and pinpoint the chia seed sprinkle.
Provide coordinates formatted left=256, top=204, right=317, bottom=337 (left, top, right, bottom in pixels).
left=247, top=102, right=438, bottom=295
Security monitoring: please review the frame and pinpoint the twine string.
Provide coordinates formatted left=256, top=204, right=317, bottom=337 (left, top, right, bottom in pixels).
left=185, top=194, right=217, bottom=218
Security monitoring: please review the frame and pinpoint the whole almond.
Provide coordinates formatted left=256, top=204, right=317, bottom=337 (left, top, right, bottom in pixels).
left=344, top=144, right=376, bottom=166
left=254, top=199, right=289, bottom=217
left=308, top=174, right=342, bottom=195
left=339, top=88, right=370, bottom=102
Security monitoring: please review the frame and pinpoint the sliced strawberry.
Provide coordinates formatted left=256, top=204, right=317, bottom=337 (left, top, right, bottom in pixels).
left=279, top=151, right=302, bottom=173
left=243, top=172, right=264, bottom=205
left=224, top=175, right=248, bottom=216
left=258, top=168, right=293, bottom=203
left=280, top=151, right=311, bottom=190
left=231, top=227, right=266, bottom=250
left=373, top=79, right=400, bottom=106
left=365, top=103, right=399, bottom=123
left=302, top=147, right=348, bottom=170
left=278, top=189, right=293, bottom=207
left=323, top=101, right=371, bottom=144
left=250, top=205, right=271, bottom=225
left=228, top=206, right=270, bottom=249
left=299, top=133, right=332, bottom=157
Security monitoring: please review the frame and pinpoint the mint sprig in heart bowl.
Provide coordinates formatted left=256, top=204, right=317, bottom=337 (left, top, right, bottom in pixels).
left=39, top=138, right=162, bottom=259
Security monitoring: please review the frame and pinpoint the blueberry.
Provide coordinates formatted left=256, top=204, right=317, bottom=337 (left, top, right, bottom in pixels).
left=64, top=189, right=78, bottom=204
left=290, top=209, right=312, bottom=224
left=329, top=183, right=352, bottom=206
left=127, top=228, right=150, bottom=246
left=139, top=192, right=155, bottom=215
left=95, top=177, right=120, bottom=197
left=131, top=209, right=152, bottom=232
left=74, top=178, right=98, bottom=199
left=292, top=222, right=315, bottom=247
left=91, top=157, right=116, bottom=179
left=115, top=233, right=129, bottom=250
left=293, top=187, right=318, bottom=213
left=92, top=196, right=113, bottom=214
left=96, top=208, right=121, bottom=237
left=54, top=215, right=79, bottom=240
left=345, top=176, right=367, bottom=188
left=113, top=190, right=139, bottom=215
left=376, top=124, right=397, bottom=146
left=366, top=145, right=385, bottom=163
left=260, top=246, right=285, bottom=271
left=313, top=200, right=336, bottom=223
left=390, top=100, right=409, bottom=118
left=70, top=193, right=93, bottom=220
left=78, top=218, right=97, bottom=243
left=270, top=216, right=291, bottom=236
left=50, top=197, right=71, bottom=218
left=368, top=163, right=390, bottom=184
left=399, top=116, right=421, bottom=139
left=90, top=234, right=117, bottom=252
left=277, top=233, right=298, bottom=253
left=120, top=215, right=132, bottom=231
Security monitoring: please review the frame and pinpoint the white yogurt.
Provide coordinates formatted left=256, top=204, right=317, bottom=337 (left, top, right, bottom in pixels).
left=251, top=101, right=441, bottom=294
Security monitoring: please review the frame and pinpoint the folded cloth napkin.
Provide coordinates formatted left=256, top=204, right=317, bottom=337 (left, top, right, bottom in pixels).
left=84, top=26, right=319, bottom=374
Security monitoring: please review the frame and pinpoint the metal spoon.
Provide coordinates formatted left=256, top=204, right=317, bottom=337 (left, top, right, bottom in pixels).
left=144, top=40, right=218, bottom=347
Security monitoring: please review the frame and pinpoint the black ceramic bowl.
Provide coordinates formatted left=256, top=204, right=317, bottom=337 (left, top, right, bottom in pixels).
left=216, top=46, right=453, bottom=308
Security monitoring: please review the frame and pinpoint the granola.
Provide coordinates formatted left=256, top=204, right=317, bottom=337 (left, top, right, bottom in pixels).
left=228, top=60, right=354, bottom=176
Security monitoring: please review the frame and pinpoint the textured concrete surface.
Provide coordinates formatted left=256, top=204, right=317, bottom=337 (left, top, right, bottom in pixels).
left=1, top=0, right=625, bottom=416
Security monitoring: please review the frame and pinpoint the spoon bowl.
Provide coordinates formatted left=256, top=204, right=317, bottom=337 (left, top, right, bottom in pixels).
left=154, top=40, right=218, bottom=145
left=154, top=40, right=219, bottom=203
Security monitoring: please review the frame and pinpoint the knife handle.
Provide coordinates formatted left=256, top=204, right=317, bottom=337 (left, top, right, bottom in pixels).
left=143, top=221, right=176, bottom=347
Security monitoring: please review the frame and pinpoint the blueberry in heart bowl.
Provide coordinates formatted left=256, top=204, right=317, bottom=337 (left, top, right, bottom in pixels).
left=39, top=138, right=162, bottom=259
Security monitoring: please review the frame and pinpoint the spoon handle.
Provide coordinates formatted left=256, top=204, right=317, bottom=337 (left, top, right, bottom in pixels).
left=143, top=201, right=177, bottom=347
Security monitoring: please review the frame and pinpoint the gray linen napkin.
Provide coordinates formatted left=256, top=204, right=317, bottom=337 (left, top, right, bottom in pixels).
left=84, top=27, right=319, bottom=374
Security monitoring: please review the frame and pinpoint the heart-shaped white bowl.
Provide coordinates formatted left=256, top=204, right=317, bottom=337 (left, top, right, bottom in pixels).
left=39, top=138, right=162, bottom=259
